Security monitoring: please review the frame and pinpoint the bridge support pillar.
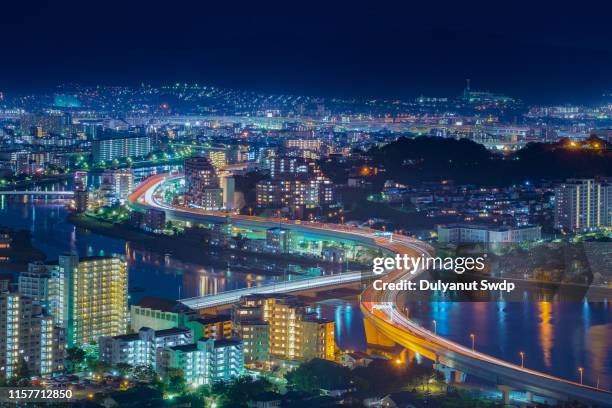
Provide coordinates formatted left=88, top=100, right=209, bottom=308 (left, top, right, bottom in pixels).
left=363, top=318, right=397, bottom=357
left=525, top=391, right=533, bottom=403
left=434, top=363, right=465, bottom=384
left=497, top=385, right=513, bottom=405
left=400, top=348, right=416, bottom=363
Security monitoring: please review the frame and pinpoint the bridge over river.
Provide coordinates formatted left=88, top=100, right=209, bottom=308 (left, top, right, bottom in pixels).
left=129, top=173, right=612, bottom=407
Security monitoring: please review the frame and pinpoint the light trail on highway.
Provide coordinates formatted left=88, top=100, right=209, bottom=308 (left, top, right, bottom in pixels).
left=129, top=173, right=612, bottom=406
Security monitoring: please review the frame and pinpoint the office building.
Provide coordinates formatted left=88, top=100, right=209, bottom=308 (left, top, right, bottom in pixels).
left=92, top=134, right=151, bottom=164
left=0, top=292, right=65, bottom=379
left=554, top=179, right=612, bottom=232
left=99, top=327, right=192, bottom=369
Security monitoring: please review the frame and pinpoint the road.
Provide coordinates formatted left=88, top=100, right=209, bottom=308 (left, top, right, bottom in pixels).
left=129, top=173, right=612, bottom=407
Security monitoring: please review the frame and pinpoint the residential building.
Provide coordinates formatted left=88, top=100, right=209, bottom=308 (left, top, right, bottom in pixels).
left=43, top=254, right=129, bottom=346
left=158, top=338, right=244, bottom=386
left=130, top=296, right=192, bottom=332
left=554, top=179, right=612, bottom=232
left=437, top=224, right=542, bottom=245
left=232, top=298, right=270, bottom=367
left=100, top=168, right=134, bottom=205
left=0, top=292, right=65, bottom=379
left=232, top=294, right=335, bottom=365
left=185, top=156, right=223, bottom=209
left=266, top=227, right=292, bottom=253
left=185, top=314, right=232, bottom=341
left=99, top=327, right=192, bottom=369
left=92, top=134, right=151, bottom=164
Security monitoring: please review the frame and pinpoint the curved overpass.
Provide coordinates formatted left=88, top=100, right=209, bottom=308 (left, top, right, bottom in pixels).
left=129, top=174, right=612, bottom=406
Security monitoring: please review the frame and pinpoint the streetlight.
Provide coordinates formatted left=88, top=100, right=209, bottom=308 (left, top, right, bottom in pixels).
left=470, top=334, right=475, bottom=352
left=578, top=367, right=584, bottom=385
left=519, top=352, right=525, bottom=368
left=432, top=320, right=437, bottom=336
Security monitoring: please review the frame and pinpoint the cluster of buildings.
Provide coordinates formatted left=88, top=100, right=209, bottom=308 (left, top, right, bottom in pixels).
left=256, top=157, right=338, bottom=220
left=1, top=254, right=128, bottom=380
left=97, top=293, right=335, bottom=386
left=184, top=156, right=235, bottom=210
left=435, top=177, right=612, bottom=246
left=1, top=243, right=337, bottom=386
left=376, top=179, right=546, bottom=227
left=73, top=168, right=135, bottom=212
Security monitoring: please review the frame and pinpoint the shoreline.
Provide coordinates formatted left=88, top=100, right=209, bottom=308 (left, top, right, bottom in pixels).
left=67, top=212, right=359, bottom=276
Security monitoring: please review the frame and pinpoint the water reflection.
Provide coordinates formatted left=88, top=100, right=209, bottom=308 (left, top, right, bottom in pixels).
left=538, top=301, right=553, bottom=368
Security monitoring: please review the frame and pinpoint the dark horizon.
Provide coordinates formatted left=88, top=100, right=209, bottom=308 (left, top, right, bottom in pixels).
left=2, top=0, right=612, bottom=104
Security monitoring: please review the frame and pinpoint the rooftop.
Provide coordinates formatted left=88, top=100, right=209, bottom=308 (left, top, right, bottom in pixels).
left=135, top=296, right=191, bottom=313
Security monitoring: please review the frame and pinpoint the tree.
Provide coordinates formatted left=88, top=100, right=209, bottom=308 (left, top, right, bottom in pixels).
left=130, top=365, right=163, bottom=390
left=209, top=377, right=277, bottom=408
left=115, top=362, right=132, bottom=376
left=65, top=347, right=86, bottom=373
left=286, top=358, right=353, bottom=395
left=165, top=368, right=186, bottom=395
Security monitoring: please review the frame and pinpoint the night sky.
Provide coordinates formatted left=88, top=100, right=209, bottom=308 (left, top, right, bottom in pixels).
left=2, top=0, right=612, bottom=102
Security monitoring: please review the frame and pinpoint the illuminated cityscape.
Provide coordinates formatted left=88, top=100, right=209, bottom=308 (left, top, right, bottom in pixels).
left=0, top=1, right=611, bottom=407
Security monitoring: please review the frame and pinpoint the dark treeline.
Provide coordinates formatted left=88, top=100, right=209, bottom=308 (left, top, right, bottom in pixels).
left=367, top=136, right=611, bottom=186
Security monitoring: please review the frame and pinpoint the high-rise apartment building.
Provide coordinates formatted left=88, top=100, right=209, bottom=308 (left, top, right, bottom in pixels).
left=58, top=255, right=128, bottom=346
left=554, top=179, right=612, bottom=232
left=21, top=255, right=129, bottom=346
left=100, top=168, right=134, bottom=205
left=232, top=294, right=335, bottom=365
left=185, top=156, right=223, bottom=209
left=92, top=134, right=151, bottom=164
left=0, top=292, right=65, bottom=379
left=256, top=176, right=337, bottom=218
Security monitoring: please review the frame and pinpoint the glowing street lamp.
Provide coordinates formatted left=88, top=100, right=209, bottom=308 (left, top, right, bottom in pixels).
left=432, top=320, right=437, bottom=335
left=470, top=333, right=475, bottom=352
left=519, top=351, right=525, bottom=368
left=578, top=367, right=584, bottom=385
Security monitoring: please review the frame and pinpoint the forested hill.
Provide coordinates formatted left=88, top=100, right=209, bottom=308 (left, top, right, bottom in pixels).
left=367, top=136, right=611, bottom=186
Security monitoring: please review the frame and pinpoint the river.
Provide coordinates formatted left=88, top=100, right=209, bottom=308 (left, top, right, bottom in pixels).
left=0, top=192, right=610, bottom=390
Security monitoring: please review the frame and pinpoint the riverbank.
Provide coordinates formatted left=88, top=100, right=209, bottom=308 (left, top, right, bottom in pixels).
left=0, top=229, right=46, bottom=273
left=68, top=213, right=355, bottom=276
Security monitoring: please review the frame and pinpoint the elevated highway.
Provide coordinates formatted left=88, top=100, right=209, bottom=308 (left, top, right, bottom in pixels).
left=129, top=173, right=612, bottom=406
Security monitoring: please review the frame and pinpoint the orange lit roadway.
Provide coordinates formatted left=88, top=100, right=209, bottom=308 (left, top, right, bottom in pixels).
left=129, top=174, right=612, bottom=406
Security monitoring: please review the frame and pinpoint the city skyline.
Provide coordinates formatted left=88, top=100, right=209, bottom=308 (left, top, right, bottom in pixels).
left=0, top=2, right=611, bottom=406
